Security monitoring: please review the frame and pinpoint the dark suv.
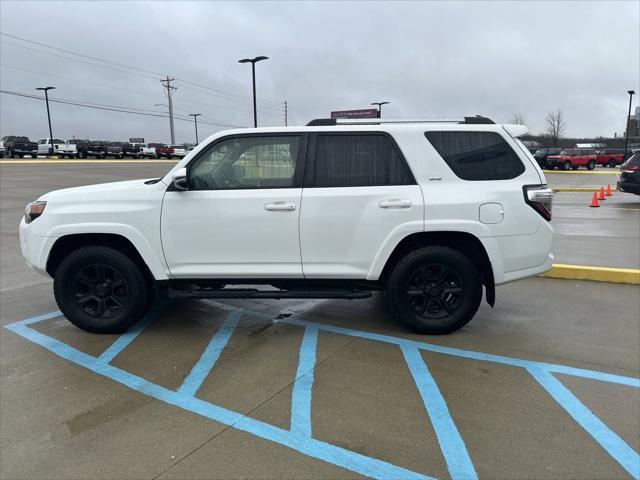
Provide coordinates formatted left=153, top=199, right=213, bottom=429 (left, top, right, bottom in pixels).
left=533, top=148, right=562, bottom=169
left=74, top=140, right=107, bottom=159
left=617, top=152, right=640, bottom=195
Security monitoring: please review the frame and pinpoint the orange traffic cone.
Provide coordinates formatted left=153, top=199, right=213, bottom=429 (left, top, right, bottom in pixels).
left=598, top=186, right=606, bottom=200
left=605, top=184, right=612, bottom=196
left=590, top=191, right=600, bottom=207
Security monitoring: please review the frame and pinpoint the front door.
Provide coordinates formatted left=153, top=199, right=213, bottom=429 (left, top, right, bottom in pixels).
left=161, top=134, right=305, bottom=278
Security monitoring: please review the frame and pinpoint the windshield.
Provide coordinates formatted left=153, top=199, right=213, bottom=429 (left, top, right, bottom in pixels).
left=560, top=150, right=575, bottom=156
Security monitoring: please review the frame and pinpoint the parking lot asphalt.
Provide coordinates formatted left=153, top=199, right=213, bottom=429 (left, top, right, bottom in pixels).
left=1, top=161, right=639, bottom=479
left=544, top=169, right=620, bottom=189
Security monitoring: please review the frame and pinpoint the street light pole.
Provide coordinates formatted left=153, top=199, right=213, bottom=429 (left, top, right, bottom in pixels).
left=189, top=113, right=202, bottom=144
left=36, top=86, right=55, bottom=155
left=624, top=90, right=635, bottom=160
left=238, top=56, right=269, bottom=127
left=371, top=101, right=389, bottom=119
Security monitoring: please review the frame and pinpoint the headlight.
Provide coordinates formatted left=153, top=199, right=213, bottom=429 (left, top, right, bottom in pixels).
left=24, top=201, right=46, bottom=224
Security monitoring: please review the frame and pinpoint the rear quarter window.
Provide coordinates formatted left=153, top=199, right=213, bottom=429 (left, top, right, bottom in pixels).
left=424, top=131, right=525, bottom=181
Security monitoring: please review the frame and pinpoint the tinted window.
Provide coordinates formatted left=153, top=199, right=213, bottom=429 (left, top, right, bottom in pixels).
left=313, top=134, right=414, bottom=187
left=425, top=131, right=525, bottom=181
left=189, top=135, right=300, bottom=190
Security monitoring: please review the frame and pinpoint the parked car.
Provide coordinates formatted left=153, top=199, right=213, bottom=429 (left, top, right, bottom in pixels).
left=38, top=138, right=77, bottom=158
left=532, top=148, right=562, bottom=169
left=546, top=148, right=598, bottom=170
left=596, top=148, right=626, bottom=168
left=139, top=144, right=158, bottom=158
left=104, top=142, right=124, bottom=159
left=110, top=142, right=140, bottom=159
left=170, top=145, right=187, bottom=158
left=149, top=143, right=174, bottom=159
left=617, top=152, right=640, bottom=195
left=0, top=141, right=5, bottom=158
left=2, top=136, right=38, bottom=158
left=19, top=116, right=553, bottom=335
left=74, top=140, right=107, bottom=159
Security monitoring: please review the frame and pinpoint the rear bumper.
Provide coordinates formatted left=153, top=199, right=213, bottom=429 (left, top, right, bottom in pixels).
left=501, top=253, right=554, bottom=284
left=617, top=181, right=640, bottom=195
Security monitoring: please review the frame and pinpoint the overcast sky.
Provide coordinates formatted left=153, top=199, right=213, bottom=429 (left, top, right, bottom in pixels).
left=1, top=0, right=639, bottom=144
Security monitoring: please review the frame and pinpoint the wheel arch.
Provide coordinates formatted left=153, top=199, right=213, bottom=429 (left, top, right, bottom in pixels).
left=378, top=231, right=495, bottom=306
left=46, top=233, right=156, bottom=287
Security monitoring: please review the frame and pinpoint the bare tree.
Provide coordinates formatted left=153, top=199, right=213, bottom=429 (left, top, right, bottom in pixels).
left=510, top=113, right=526, bottom=125
left=545, top=110, right=566, bottom=147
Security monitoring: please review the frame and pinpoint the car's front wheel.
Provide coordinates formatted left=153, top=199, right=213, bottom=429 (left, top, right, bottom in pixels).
left=54, top=246, right=150, bottom=333
left=386, top=246, right=482, bottom=334
left=587, top=160, right=596, bottom=170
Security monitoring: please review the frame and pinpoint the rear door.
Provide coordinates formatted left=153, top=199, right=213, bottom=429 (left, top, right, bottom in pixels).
left=299, top=132, right=423, bottom=279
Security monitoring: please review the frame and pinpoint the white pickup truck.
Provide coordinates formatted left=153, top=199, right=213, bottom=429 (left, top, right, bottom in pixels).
left=37, top=138, right=77, bottom=158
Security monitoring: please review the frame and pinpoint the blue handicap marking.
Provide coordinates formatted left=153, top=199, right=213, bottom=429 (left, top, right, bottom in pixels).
left=4, top=303, right=640, bottom=480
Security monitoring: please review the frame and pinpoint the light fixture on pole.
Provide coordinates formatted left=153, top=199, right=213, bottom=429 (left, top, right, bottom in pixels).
left=371, top=101, right=389, bottom=119
left=624, top=90, right=635, bottom=160
left=36, top=86, right=56, bottom=155
left=238, top=56, right=269, bottom=127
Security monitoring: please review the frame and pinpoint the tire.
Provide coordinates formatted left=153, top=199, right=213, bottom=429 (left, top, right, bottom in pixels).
left=167, top=155, right=173, bottom=160
left=587, top=160, right=596, bottom=170
left=608, top=159, right=616, bottom=168
left=31, top=154, right=37, bottom=159
left=78, top=151, right=86, bottom=159
left=571, top=166, right=579, bottom=170
left=101, top=153, right=107, bottom=159
left=386, top=246, right=482, bottom=334
left=562, top=160, right=572, bottom=171
left=53, top=246, right=150, bottom=333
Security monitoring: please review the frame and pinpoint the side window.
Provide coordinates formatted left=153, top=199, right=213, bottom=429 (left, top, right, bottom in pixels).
left=189, top=136, right=300, bottom=190
left=424, top=131, right=525, bottom=181
left=313, top=134, right=414, bottom=187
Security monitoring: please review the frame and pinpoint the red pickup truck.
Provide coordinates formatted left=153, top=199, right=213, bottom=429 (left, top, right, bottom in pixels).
left=148, top=143, right=175, bottom=159
left=596, top=148, right=625, bottom=168
left=546, top=148, right=598, bottom=170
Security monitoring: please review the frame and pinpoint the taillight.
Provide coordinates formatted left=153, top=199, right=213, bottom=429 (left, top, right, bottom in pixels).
left=523, top=185, right=552, bottom=221
left=24, top=201, right=46, bottom=223
left=623, top=165, right=638, bottom=173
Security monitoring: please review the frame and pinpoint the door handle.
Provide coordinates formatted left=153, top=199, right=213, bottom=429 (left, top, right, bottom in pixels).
left=264, top=201, right=296, bottom=211
left=378, top=198, right=412, bottom=209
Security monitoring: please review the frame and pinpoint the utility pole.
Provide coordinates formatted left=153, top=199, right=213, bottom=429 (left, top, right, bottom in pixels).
left=189, top=113, right=202, bottom=144
left=284, top=101, right=288, bottom=126
left=160, top=76, right=177, bottom=144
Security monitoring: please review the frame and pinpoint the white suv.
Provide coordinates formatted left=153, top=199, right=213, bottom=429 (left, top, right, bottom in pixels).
left=19, top=117, right=553, bottom=334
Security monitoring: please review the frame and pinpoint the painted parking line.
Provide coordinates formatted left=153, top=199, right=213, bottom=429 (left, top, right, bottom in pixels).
left=0, top=159, right=178, bottom=165
left=4, top=305, right=639, bottom=479
left=290, top=326, right=319, bottom=438
left=177, top=310, right=241, bottom=397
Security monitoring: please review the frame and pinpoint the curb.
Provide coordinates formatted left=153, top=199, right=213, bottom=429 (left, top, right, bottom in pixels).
left=540, top=264, right=640, bottom=285
left=543, top=170, right=618, bottom=175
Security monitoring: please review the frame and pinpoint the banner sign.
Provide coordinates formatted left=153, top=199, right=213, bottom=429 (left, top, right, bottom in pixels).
left=330, top=108, right=378, bottom=119
left=129, top=137, right=145, bottom=143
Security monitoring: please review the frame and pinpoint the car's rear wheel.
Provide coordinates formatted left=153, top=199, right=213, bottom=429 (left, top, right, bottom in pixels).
left=386, top=246, right=482, bottom=334
left=587, top=160, right=596, bottom=170
left=562, top=160, right=572, bottom=171
left=54, top=246, right=150, bottom=333
left=608, top=159, right=616, bottom=168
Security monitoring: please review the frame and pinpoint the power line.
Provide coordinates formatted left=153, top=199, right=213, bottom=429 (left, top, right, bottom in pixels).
left=0, top=32, right=165, bottom=77
left=0, top=89, right=244, bottom=128
left=0, top=40, right=159, bottom=81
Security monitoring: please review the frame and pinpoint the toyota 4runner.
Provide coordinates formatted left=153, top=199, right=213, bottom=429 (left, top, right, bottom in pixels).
left=19, top=117, right=554, bottom=335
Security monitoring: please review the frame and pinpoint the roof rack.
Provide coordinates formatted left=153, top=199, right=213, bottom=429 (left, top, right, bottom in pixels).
left=306, top=115, right=495, bottom=126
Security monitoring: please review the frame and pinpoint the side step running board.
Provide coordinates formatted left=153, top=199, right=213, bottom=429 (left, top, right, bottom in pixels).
left=168, top=288, right=372, bottom=300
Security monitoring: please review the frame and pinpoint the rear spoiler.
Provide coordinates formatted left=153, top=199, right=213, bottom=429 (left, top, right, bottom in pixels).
left=502, top=124, right=529, bottom=138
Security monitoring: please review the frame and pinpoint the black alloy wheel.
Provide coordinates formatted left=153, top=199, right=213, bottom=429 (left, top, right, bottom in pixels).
left=406, top=263, right=464, bottom=320
left=71, top=263, right=130, bottom=319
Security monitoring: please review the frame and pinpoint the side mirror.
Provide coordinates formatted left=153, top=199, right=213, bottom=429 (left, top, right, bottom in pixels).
left=172, top=167, right=189, bottom=191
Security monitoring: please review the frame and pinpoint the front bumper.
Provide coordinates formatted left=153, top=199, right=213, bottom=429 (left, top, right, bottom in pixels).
left=19, top=218, right=53, bottom=277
